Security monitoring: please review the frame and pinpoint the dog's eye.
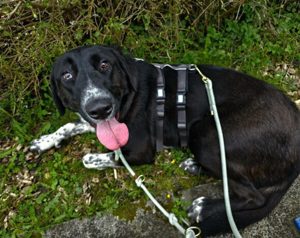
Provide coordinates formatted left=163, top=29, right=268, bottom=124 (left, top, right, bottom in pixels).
left=99, top=61, right=110, bottom=72
left=62, top=72, right=73, bottom=81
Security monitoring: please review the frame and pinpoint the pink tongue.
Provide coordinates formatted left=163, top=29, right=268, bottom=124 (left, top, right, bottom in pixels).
left=96, top=117, right=129, bottom=150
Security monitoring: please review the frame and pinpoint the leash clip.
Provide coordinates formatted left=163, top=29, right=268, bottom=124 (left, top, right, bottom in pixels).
left=135, top=175, right=145, bottom=187
left=185, top=226, right=201, bottom=238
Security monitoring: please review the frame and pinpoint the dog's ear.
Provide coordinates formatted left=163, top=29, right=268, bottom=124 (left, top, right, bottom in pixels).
left=50, top=71, right=66, bottom=115
left=111, top=48, right=138, bottom=92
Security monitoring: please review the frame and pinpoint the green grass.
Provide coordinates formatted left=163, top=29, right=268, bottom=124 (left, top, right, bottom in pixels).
left=0, top=1, right=299, bottom=237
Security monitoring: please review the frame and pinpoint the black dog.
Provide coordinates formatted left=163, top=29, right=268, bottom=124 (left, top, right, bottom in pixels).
left=31, top=45, right=300, bottom=236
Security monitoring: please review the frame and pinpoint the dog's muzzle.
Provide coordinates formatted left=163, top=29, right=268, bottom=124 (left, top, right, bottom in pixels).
left=85, top=98, right=113, bottom=120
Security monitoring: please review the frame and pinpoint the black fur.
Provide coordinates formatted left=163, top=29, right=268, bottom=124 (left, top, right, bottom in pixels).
left=50, top=45, right=300, bottom=236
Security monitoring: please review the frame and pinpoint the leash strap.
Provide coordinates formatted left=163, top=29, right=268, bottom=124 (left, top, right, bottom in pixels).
left=114, top=149, right=200, bottom=238
left=192, top=64, right=242, bottom=238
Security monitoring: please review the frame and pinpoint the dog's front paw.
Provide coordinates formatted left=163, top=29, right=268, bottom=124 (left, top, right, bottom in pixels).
left=180, top=158, right=201, bottom=175
left=30, top=134, right=61, bottom=153
left=82, top=153, right=119, bottom=170
left=187, top=196, right=208, bottom=223
left=83, top=154, right=106, bottom=170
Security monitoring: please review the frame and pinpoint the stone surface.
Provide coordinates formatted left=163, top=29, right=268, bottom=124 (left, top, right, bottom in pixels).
left=240, top=175, right=300, bottom=238
left=46, top=176, right=300, bottom=238
left=45, top=209, right=182, bottom=238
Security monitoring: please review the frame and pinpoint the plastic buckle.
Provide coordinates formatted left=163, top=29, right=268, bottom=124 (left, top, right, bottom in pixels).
left=157, top=110, right=164, bottom=118
left=177, top=92, right=186, bottom=109
left=157, top=87, right=165, bottom=103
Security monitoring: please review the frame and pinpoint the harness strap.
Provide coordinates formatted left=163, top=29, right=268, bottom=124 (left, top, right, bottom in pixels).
left=177, top=66, right=188, bottom=147
left=154, top=64, right=189, bottom=150
left=156, top=67, right=165, bottom=151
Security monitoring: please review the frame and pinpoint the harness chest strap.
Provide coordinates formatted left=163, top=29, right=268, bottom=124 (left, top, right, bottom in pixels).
left=156, top=67, right=165, bottom=151
left=154, top=64, right=188, bottom=151
left=177, top=67, right=188, bottom=148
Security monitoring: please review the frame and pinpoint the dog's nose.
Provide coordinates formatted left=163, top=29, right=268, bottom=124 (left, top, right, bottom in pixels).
left=85, top=99, right=113, bottom=120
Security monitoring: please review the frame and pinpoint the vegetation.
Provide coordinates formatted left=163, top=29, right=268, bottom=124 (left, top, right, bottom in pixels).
left=0, top=0, right=299, bottom=237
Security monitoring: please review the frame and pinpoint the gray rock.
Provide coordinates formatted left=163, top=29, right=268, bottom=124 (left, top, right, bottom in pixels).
left=46, top=176, right=300, bottom=238
left=45, top=209, right=182, bottom=238
left=240, top=175, right=300, bottom=238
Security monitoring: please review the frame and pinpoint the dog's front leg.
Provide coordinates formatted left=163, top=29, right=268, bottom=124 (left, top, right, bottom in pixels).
left=30, top=119, right=95, bottom=153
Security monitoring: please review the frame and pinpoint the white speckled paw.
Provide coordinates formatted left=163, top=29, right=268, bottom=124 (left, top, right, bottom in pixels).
left=187, top=196, right=207, bottom=223
left=179, top=158, right=201, bottom=175
left=83, top=153, right=119, bottom=170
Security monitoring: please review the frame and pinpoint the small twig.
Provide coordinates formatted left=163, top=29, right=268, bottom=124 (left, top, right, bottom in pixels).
left=235, top=3, right=242, bottom=21
left=6, top=1, right=22, bottom=20
left=0, top=107, right=12, bottom=118
left=192, top=0, right=217, bottom=26
left=113, top=169, right=118, bottom=180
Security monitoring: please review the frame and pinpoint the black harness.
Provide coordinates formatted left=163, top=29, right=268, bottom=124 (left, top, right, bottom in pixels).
left=153, top=64, right=194, bottom=151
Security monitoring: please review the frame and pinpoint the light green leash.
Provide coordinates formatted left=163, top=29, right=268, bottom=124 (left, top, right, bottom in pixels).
left=114, top=149, right=200, bottom=238
left=193, top=65, right=242, bottom=238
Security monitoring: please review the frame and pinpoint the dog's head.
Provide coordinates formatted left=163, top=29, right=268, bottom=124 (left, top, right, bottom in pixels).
left=50, top=45, right=137, bottom=125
